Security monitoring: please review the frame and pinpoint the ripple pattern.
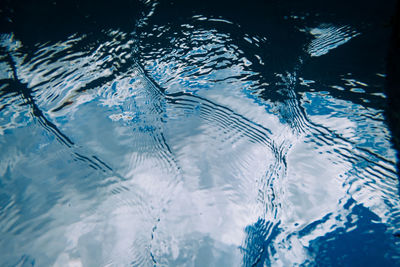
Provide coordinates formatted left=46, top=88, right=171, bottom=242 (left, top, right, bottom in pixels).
left=0, top=1, right=399, bottom=266
left=307, top=24, right=360, bottom=57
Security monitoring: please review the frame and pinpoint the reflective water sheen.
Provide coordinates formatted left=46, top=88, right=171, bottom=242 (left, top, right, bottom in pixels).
left=1, top=1, right=399, bottom=266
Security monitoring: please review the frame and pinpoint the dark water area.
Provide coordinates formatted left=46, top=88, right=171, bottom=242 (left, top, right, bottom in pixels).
left=1, top=0, right=400, bottom=266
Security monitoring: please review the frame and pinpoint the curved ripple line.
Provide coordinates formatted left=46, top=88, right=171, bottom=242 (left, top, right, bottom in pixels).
left=307, top=24, right=360, bottom=57
left=278, top=73, right=400, bottom=236
left=1, top=47, right=119, bottom=178
left=130, top=60, right=287, bottom=264
left=166, top=92, right=273, bottom=149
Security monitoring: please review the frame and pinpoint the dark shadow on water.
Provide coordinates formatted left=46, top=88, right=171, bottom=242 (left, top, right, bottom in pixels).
left=307, top=198, right=398, bottom=266
left=385, top=0, right=400, bottom=179
left=1, top=0, right=145, bottom=44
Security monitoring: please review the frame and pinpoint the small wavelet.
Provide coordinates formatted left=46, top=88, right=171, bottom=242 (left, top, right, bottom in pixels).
left=307, top=24, right=360, bottom=57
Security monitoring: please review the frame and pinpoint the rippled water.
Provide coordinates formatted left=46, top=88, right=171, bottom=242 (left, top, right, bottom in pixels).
left=1, top=0, right=400, bottom=266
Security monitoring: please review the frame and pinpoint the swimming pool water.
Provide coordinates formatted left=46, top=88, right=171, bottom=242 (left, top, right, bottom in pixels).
left=0, top=0, right=399, bottom=266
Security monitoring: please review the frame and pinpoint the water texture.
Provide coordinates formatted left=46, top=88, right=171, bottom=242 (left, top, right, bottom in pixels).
left=0, top=0, right=399, bottom=266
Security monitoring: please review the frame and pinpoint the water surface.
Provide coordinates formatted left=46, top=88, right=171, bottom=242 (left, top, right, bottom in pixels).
left=0, top=0, right=399, bottom=266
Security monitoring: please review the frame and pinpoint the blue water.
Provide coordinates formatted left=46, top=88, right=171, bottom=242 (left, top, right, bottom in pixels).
left=1, top=0, right=400, bottom=266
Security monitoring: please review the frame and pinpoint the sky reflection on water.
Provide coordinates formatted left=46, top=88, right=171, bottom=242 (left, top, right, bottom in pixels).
left=0, top=0, right=399, bottom=266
